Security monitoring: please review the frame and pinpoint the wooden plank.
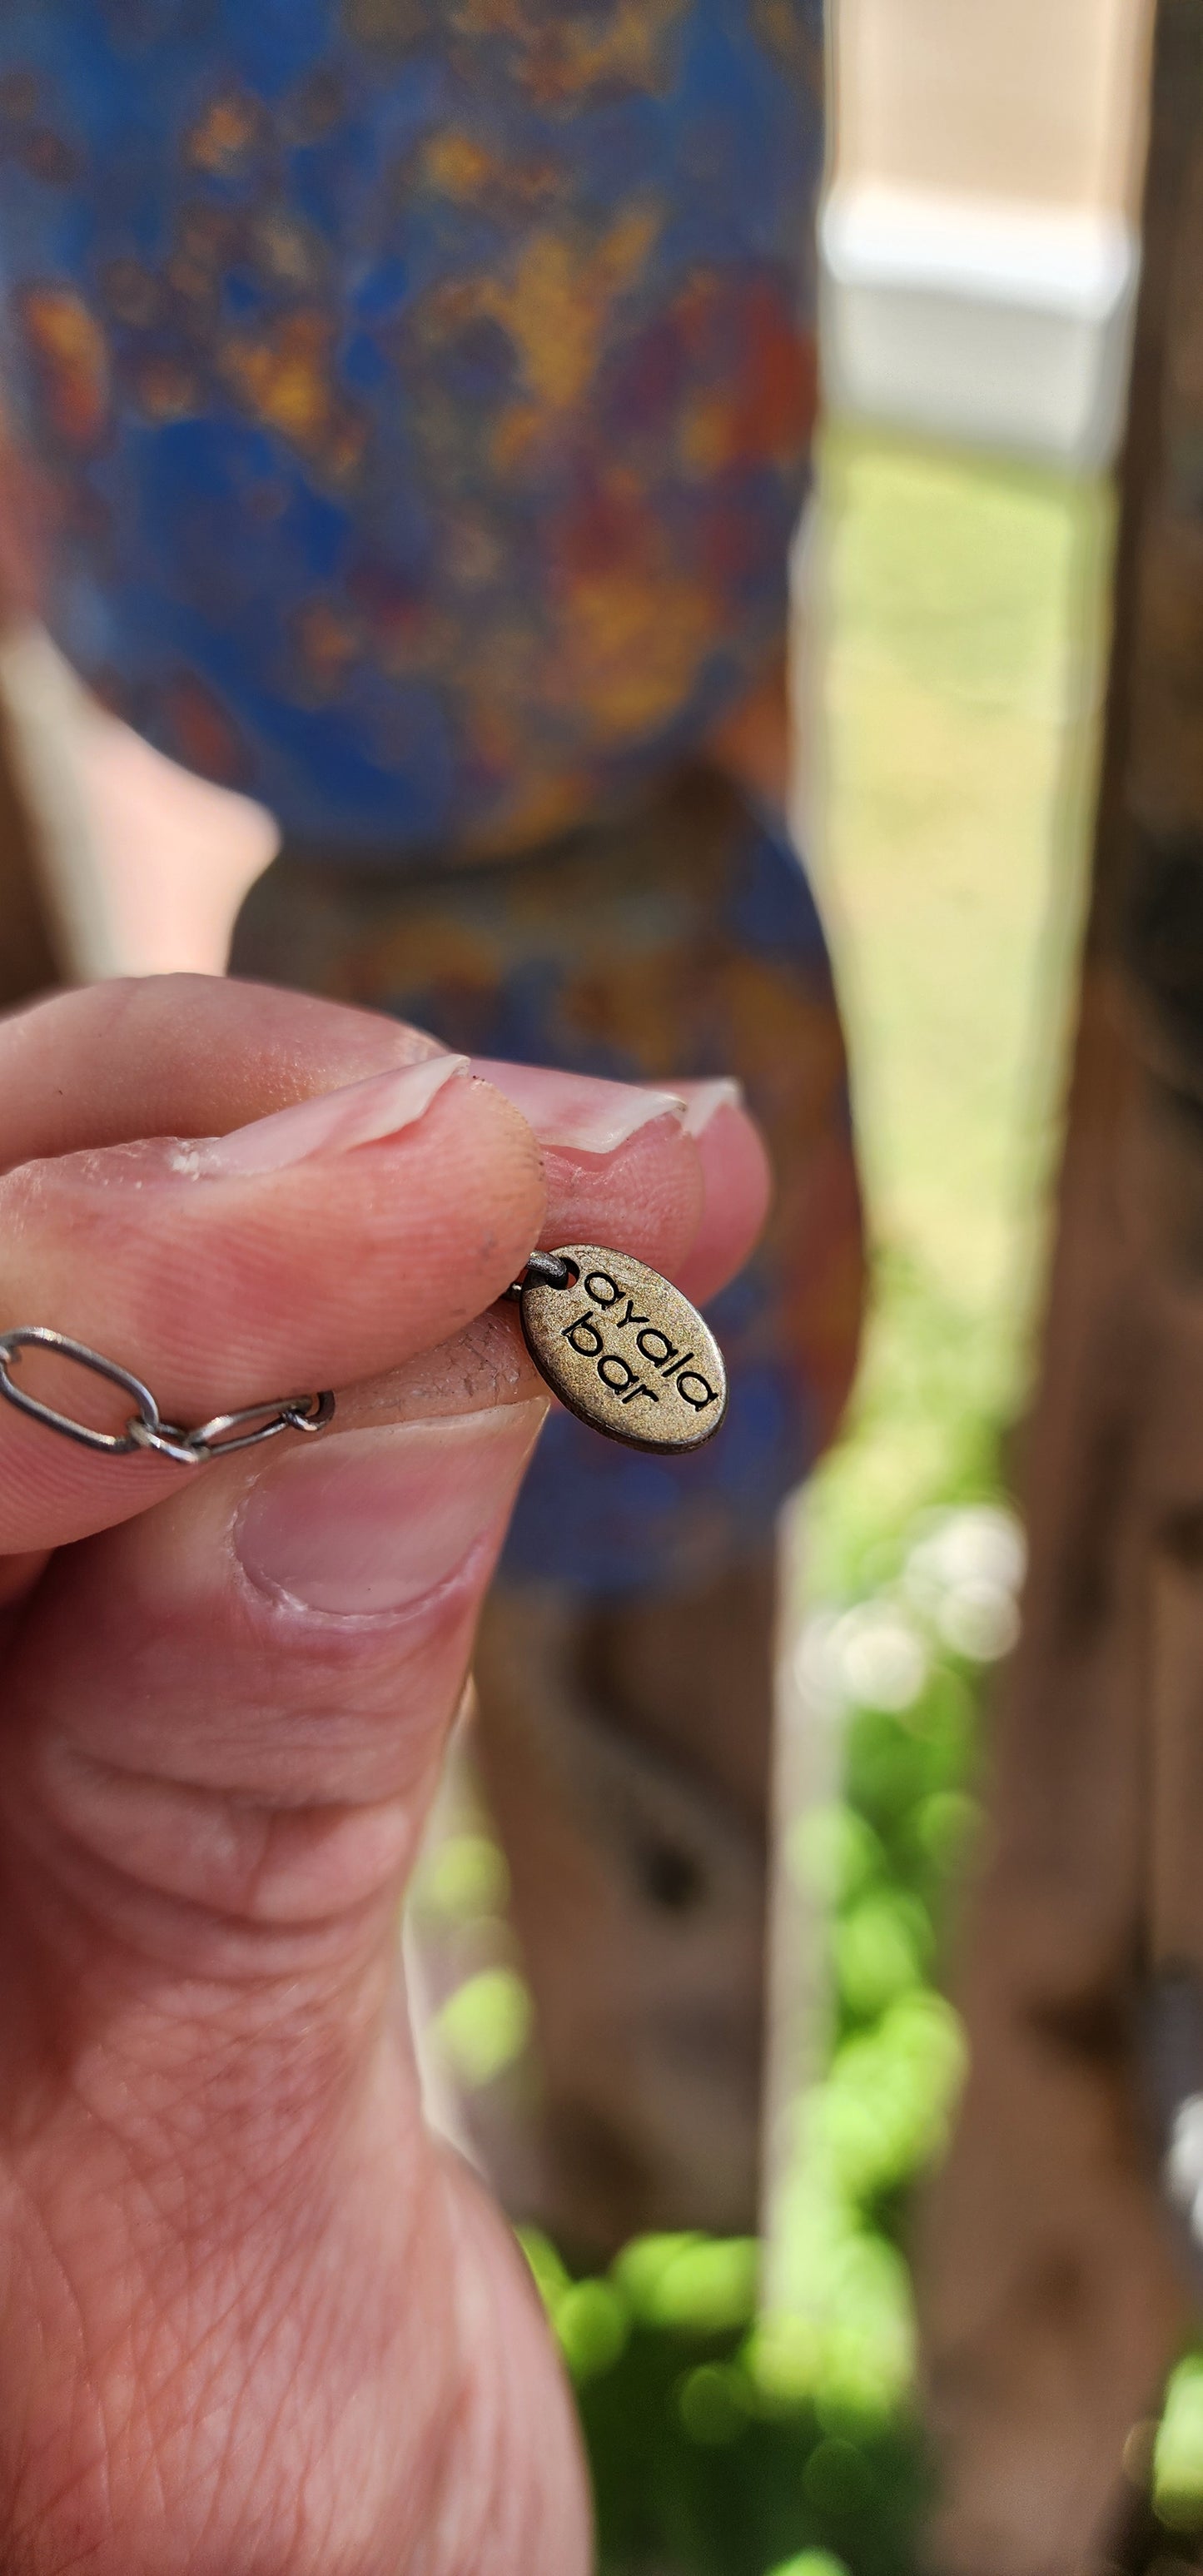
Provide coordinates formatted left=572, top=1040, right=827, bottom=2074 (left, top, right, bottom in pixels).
left=917, top=6, right=1203, bottom=2566
left=0, top=682, right=57, bottom=1008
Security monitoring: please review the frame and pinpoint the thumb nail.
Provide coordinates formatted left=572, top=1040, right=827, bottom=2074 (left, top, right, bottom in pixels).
left=181, top=1054, right=466, bottom=1177
left=234, top=1402, right=544, bottom=1617
left=470, top=1060, right=686, bottom=1152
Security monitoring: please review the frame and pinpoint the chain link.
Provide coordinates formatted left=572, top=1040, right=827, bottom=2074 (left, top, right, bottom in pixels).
left=0, top=1327, right=335, bottom=1463
left=502, top=1250, right=574, bottom=1301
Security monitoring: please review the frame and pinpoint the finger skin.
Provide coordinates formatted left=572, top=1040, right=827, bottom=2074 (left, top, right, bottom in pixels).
left=674, top=1097, right=773, bottom=1306
left=0, top=973, right=778, bottom=2565
left=0, top=1322, right=590, bottom=2576
left=0, top=1071, right=544, bottom=1549
left=5, top=1321, right=541, bottom=1960
left=0, top=982, right=768, bottom=1554
left=0, top=981, right=772, bottom=2571
left=0, top=974, right=445, bottom=1169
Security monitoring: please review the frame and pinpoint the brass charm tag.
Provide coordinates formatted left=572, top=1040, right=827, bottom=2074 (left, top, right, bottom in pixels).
left=517, top=1246, right=728, bottom=1452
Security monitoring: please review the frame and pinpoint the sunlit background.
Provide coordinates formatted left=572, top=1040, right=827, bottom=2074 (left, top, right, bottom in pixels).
left=405, top=3, right=1203, bottom=2567
left=7, top=0, right=1186, bottom=2564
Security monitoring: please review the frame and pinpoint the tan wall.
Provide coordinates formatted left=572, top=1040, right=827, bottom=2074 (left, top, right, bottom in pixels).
left=832, top=0, right=1155, bottom=216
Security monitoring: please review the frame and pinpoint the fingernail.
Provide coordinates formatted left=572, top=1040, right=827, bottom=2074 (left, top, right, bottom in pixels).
left=235, top=1402, right=544, bottom=1616
left=179, top=1056, right=468, bottom=1177
left=472, top=1059, right=686, bottom=1153
left=676, top=1079, right=745, bottom=1138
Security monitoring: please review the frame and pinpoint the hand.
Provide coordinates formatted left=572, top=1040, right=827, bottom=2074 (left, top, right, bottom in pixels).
left=0, top=975, right=769, bottom=2576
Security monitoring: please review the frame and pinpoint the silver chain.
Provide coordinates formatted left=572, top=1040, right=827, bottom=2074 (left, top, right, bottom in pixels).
left=0, top=1326, right=336, bottom=1465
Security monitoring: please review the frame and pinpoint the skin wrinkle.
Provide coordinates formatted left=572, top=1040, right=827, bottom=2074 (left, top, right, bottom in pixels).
left=0, top=979, right=446, bottom=1175
left=4, top=1916, right=460, bottom=2555
left=0, top=2072, right=402, bottom=2526
left=0, top=1564, right=502, bottom=2569
left=16, top=1381, right=548, bottom=1838
left=0, top=1105, right=711, bottom=1564
left=0, top=1911, right=583, bottom=2572
left=0, top=2183, right=113, bottom=2558
left=0, top=1851, right=404, bottom=2193
left=12, top=2014, right=420, bottom=2397
left=57, top=1999, right=365, bottom=2229
left=42, top=1437, right=535, bottom=1805
left=122, top=2226, right=336, bottom=2539
left=18, top=1566, right=491, bottom=1896
left=0, top=978, right=773, bottom=2573
left=46, top=1757, right=416, bottom=1929
left=1, top=1811, right=405, bottom=2015
left=77, top=2171, right=357, bottom=2576
left=104, top=2096, right=370, bottom=2327
left=2, top=1117, right=544, bottom=1391
left=102, top=2106, right=450, bottom=2567
left=8, top=2146, right=362, bottom=2567
left=0, top=1803, right=579, bottom=2565
left=1, top=1107, right=544, bottom=1376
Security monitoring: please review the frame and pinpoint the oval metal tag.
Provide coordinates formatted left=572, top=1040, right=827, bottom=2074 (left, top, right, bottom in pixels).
left=519, top=1246, right=728, bottom=1452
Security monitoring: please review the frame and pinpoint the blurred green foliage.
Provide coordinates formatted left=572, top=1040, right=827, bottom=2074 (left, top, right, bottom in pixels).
left=527, top=428, right=1203, bottom=2570
left=428, top=433, right=1203, bottom=2563
left=519, top=423, right=1121, bottom=2568
left=514, top=430, right=1103, bottom=2570
left=436, top=1964, right=531, bottom=2087
left=520, top=1466, right=1007, bottom=2575
left=522, top=2220, right=927, bottom=2576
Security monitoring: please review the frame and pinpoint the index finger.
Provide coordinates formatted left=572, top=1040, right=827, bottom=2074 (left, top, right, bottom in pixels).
left=0, top=982, right=768, bottom=1555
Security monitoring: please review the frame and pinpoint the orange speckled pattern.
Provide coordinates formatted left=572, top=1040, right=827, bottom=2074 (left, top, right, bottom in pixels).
left=0, top=1, right=859, bottom=1595
left=0, top=0, right=823, bottom=850
left=235, top=769, right=864, bottom=1594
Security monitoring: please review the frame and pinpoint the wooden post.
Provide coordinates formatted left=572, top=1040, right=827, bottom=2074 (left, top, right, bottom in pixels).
left=918, top=7, right=1203, bottom=2566
left=0, top=678, right=58, bottom=1007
